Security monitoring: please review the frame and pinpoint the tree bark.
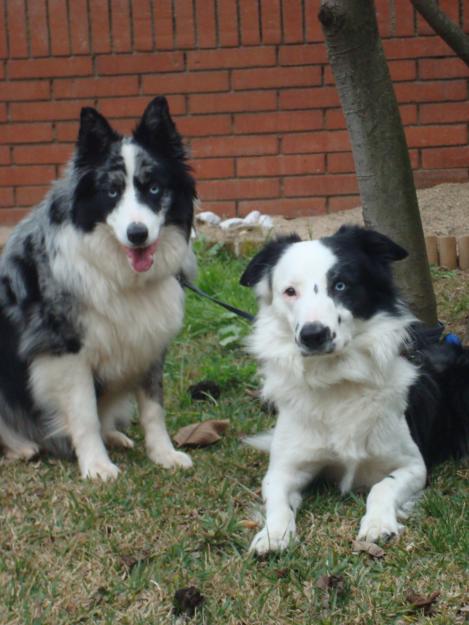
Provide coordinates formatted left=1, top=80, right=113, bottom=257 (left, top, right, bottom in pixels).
left=318, top=0, right=438, bottom=325
left=410, top=0, right=469, bottom=66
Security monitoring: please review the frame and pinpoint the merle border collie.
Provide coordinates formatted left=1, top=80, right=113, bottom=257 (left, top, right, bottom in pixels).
left=240, top=226, right=468, bottom=553
left=0, top=96, right=197, bottom=480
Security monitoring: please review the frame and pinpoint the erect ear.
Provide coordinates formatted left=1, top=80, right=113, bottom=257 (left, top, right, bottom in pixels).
left=240, top=235, right=301, bottom=298
left=76, top=107, right=120, bottom=166
left=335, top=225, right=408, bottom=263
left=133, top=96, right=185, bottom=160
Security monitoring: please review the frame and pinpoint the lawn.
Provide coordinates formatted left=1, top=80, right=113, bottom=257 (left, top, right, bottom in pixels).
left=0, top=242, right=468, bottom=625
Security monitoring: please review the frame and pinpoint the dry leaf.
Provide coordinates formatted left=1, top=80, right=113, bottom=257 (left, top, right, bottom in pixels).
left=239, top=519, right=259, bottom=529
left=405, top=589, right=440, bottom=614
left=174, top=419, right=230, bottom=447
left=351, top=540, right=385, bottom=558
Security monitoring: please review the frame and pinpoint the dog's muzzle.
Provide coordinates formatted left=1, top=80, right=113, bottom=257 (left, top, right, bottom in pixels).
left=127, top=222, right=149, bottom=246
left=298, top=322, right=334, bottom=355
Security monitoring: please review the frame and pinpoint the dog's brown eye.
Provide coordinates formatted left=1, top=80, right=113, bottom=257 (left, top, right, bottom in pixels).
left=284, top=287, right=296, bottom=297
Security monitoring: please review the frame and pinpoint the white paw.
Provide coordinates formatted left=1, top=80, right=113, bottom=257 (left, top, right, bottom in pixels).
left=80, top=457, right=120, bottom=481
left=4, top=442, right=39, bottom=461
left=249, top=524, right=296, bottom=555
left=103, top=430, right=135, bottom=449
left=148, top=447, right=193, bottom=469
left=358, top=512, right=404, bottom=543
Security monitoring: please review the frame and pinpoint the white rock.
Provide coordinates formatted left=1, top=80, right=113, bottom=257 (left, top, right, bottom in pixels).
left=219, top=217, right=246, bottom=230
left=259, top=215, right=274, bottom=230
left=243, top=210, right=261, bottom=225
left=195, top=211, right=222, bottom=225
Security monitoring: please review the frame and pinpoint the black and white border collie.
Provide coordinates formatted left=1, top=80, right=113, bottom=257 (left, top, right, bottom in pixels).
left=0, top=96, right=197, bottom=480
left=240, top=226, right=468, bottom=553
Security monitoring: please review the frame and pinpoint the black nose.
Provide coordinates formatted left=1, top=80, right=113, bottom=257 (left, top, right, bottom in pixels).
left=127, top=222, right=148, bottom=246
left=299, top=322, right=332, bottom=351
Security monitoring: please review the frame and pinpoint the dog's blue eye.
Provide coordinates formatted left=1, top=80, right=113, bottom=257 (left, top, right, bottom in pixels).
left=335, top=281, right=346, bottom=292
left=149, top=185, right=160, bottom=195
left=108, top=189, right=118, bottom=199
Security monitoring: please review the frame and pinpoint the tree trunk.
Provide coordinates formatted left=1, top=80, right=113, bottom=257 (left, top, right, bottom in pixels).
left=410, top=0, right=469, bottom=66
left=318, top=0, right=438, bottom=326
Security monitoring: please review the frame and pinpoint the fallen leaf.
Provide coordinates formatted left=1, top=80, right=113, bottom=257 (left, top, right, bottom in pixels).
left=405, top=589, right=440, bottom=614
left=316, top=574, right=345, bottom=592
left=351, top=540, right=385, bottom=558
left=173, top=586, right=204, bottom=618
left=174, top=419, right=230, bottom=448
left=239, top=519, right=259, bottom=529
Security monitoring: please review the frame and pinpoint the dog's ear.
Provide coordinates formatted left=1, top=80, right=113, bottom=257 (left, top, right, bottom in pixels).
left=76, top=107, right=120, bottom=166
left=240, top=235, right=301, bottom=300
left=335, top=225, right=408, bottom=263
left=133, top=96, right=185, bottom=160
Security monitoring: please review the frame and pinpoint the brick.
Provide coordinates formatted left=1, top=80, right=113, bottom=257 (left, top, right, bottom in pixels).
left=375, top=0, right=392, bottom=38
left=89, top=0, right=111, bottom=53
left=0, top=1, right=6, bottom=58
left=8, top=57, right=93, bottom=79
left=280, top=87, right=340, bottom=109
left=13, top=144, right=73, bottom=165
left=414, top=168, right=469, bottom=188
left=191, top=158, right=234, bottom=179
left=419, top=58, right=469, bottom=80
left=197, top=200, right=236, bottom=217
left=305, top=0, right=323, bottom=42
left=395, top=80, right=467, bottom=103
left=0, top=207, right=29, bottom=222
left=0, top=147, right=10, bottom=164
left=282, top=0, right=303, bottom=43
left=284, top=174, right=358, bottom=197
left=111, top=0, right=132, bottom=52
left=7, top=0, right=28, bottom=58
left=405, top=124, right=466, bottom=148
left=239, top=0, right=261, bottom=45
left=143, top=71, right=229, bottom=94
left=191, top=135, right=278, bottom=158
left=0, top=188, right=14, bottom=207
left=279, top=44, right=327, bottom=66
left=54, top=76, right=139, bottom=99
left=187, top=47, right=276, bottom=70
left=189, top=91, right=277, bottom=114
left=389, top=59, right=416, bottom=81
left=132, top=0, right=154, bottom=51
left=69, top=0, right=90, bottom=54
left=395, top=0, right=415, bottom=36
left=154, top=0, right=174, bottom=49
left=217, top=0, right=239, bottom=46
left=261, top=0, right=282, bottom=44
left=234, top=110, right=323, bottom=134
left=97, top=95, right=186, bottom=119
left=28, top=0, right=49, bottom=57
left=383, top=37, right=452, bottom=59
left=198, top=178, right=280, bottom=201
left=239, top=197, right=327, bottom=217
left=0, top=80, right=50, bottom=101
left=0, top=104, right=6, bottom=121
left=16, top=186, right=49, bottom=206
left=439, top=0, right=460, bottom=24
left=422, top=146, right=469, bottom=170
left=48, top=0, right=70, bottom=55
left=195, top=0, right=217, bottom=48
left=175, top=0, right=196, bottom=48
left=176, top=115, right=232, bottom=137
left=0, top=123, right=53, bottom=144
left=0, top=165, right=55, bottom=187
left=11, top=101, right=93, bottom=122
left=233, top=66, right=321, bottom=90
left=97, top=51, right=183, bottom=75
left=237, top=154, right=325, bottom=177
left=420, top=102, right=469, bottom=124
left=282, top=131, right=351, bottom=154
left=327, top=152, right=354, bottom=174
left=328, top=195, right=361, bottom=213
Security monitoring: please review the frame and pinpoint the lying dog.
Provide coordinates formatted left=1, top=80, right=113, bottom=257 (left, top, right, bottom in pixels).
left=0, top=96, right=196, bottom=480
left=240, top=225, right=468, bottom=553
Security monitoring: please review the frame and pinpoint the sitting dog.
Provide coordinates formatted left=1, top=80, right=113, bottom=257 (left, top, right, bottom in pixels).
left=0, top=96, right=196, bottom=480
left=240, top=225, right=468, bottom=553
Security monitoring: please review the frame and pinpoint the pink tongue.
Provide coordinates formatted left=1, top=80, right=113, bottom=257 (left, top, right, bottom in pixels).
left=125, top=241, right=158, bottom=273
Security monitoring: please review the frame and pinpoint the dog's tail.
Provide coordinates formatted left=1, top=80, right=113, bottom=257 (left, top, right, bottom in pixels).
left=243, top=429, right=274, bottom=453
left=406, top=342, right=469, bottom=468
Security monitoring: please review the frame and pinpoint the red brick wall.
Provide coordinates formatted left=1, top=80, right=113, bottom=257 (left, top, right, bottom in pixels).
left=0, top=0, right=468, bottom=223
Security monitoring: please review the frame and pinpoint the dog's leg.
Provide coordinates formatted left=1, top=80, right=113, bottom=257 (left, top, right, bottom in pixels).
left=0, top=416, right=39, bottom=461
left=358, top=457, right=426, bottom=543
left=30, top=354, right=119, bottom=481
left=137, top=359, right=192, bottom=469
left=100, top=393, right=135, bottom=450
left=250, top=462, right=316, bottom=555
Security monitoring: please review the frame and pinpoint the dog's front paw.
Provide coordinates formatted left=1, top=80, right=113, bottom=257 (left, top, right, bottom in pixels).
left=148, top=447, right=193, bottom=469
left=80, top=457, right=120, bottom=481
left=358, top=512, right=404, bottom=543
left=103, top=430, right=135, bottom=449
left=249, top=524, right=296, bottom=555
left=4, top=441, right=39, bottom=461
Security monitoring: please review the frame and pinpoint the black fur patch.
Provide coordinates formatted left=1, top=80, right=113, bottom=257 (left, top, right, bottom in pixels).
left=240, top=234, right=301, bottom=288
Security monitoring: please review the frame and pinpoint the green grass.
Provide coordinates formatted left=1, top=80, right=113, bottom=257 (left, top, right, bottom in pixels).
left=0, top=246, right=468, bottom=625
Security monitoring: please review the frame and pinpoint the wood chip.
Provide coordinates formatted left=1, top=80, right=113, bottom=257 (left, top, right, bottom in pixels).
left=173, top=419, right=230, bottom=447
left=239, top=519, right=259, bottom=529
left=405, top=589, right=440, bottom=614
left=351, top=540, right=385, bottom=558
